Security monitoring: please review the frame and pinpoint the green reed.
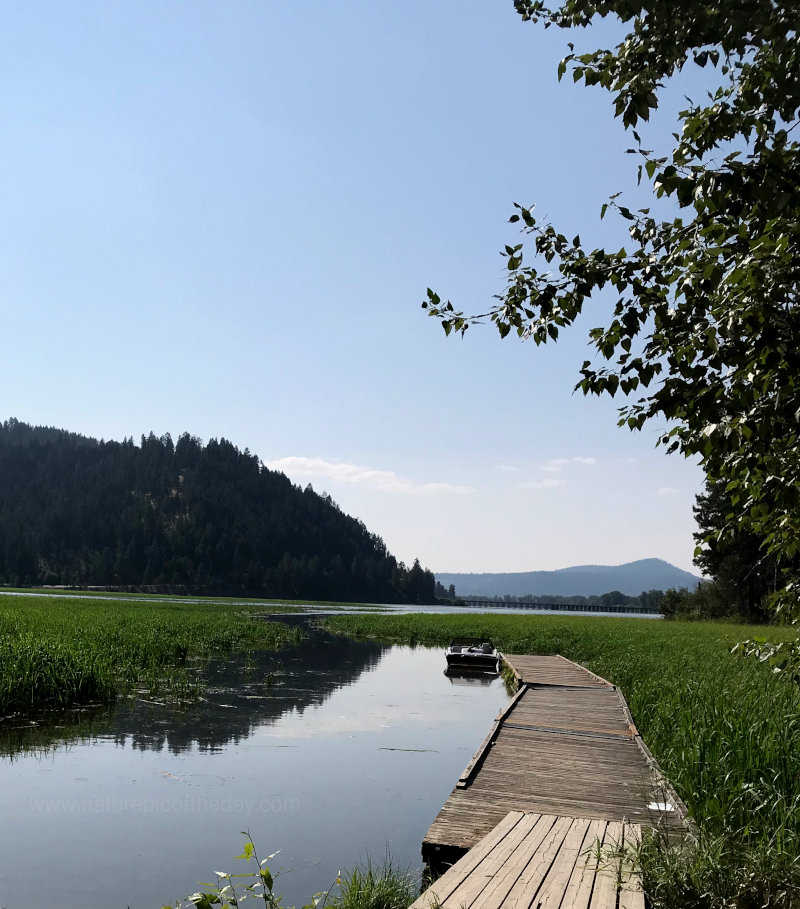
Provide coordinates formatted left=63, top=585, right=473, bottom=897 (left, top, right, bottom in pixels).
left=0, top=593, right=300, bottom=716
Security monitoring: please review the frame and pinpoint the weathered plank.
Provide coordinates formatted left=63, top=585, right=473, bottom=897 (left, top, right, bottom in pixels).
left=538, top=817, right=606, bottom=909
left=416, top=811, right=530, bottom=908
left=457, top=684, right=529, bottom=789
left=423, top=655, right=686, bottom=866
left=447, top=813, right=558, bottom=908
left=503, top=685, right=635, bottom=738
left=502, top=654, right=613, bottom=689
left=617, top=823, right=646, bottom=909
left=412, top=812, right=644, bottom=909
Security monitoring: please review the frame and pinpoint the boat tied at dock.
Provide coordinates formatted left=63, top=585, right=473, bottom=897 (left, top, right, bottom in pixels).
left=445, top=638, right=500, bottom=673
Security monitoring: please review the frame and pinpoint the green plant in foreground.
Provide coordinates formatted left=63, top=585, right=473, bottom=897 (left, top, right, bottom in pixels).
left=166, top=836, right=417, bottom=909
left=330, top=858, right=417, bottom=909
left=733, top=637, right=800, bottom=685
left=167, top=835, right=330, bottom=909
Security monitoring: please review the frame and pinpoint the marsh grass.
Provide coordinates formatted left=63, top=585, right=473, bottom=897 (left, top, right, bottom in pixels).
left=639, top=827, right=800, bottom=909
left=0, top=594, right=301, bottom=716
left=325, top=613, right=800, bottom=907
left=1, top=586, right=384, bottom=610
left=329, top=858, right=418, bottom=909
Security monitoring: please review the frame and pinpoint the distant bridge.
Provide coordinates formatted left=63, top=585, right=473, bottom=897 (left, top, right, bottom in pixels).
left=461, top=599, right=662, bottom=615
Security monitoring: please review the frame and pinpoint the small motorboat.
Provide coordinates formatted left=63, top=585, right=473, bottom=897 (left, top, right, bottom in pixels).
left=445, top=637, right=500, bottom=673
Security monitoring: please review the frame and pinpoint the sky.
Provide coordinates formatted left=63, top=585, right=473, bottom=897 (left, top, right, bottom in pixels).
left=1, top=1, right=707, bottom=575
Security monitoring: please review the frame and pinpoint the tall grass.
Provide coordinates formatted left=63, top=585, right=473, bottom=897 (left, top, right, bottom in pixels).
left=0, top=594, right=300, bottom=716
left=329, top=859, right=417, bottom=909
left=325, top=614, right=800, bottom=907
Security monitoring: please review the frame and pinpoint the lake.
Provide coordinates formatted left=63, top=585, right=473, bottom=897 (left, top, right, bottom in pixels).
left=0, top=619, right=509, bottom=908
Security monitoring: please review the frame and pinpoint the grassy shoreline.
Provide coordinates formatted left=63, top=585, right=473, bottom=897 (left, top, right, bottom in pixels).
left=0, top=585, right=384, bottom=610
left=0, top=593, right=302, bottom=717
left=6, top=597, right=799, bottom=905
left=324, top=613, right=800, bottom=907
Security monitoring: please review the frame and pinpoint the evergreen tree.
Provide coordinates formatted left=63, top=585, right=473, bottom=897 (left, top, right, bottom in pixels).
left=693, top=479, right=779, bottom=621
left=0, top=419, right=435, bottom=604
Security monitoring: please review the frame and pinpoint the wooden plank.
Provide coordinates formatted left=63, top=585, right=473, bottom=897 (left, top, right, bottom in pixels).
left=457, top=684, right=530, bottom=788
left=618, top=823, right=645, bottom=909
left=446, top=813, right=557, bottom=908
left=507, top=685, right=636, bottom=738
left=589, top=821, right=624, bottom=909
left=502, top=655, right=612, bottom=689
left=528, top=815, right=595, bottom=909
left=424, top=724, right=684, bottom=851
left=496, top=815, right=575, bottom=907
left=557, top=654, right=615, bottom=689
left=412, top=812, right=528, bottom=908
left=444, top=814, right=566, bottom=909
left=539, top=820, right=606, bottom=909
left=422, top=651, right=686, bottom=909
left=502, top=722, right=634, bottom=740
left=417, top=814, right=646, bottom=909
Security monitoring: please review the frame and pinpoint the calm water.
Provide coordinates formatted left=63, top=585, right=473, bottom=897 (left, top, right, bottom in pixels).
left=1, top=590, right=660, bottom=618
left=0, top=621, right=509, bottom=908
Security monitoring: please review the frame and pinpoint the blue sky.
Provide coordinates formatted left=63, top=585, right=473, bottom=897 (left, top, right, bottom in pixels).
left=1, top=1, right=706, bottom=574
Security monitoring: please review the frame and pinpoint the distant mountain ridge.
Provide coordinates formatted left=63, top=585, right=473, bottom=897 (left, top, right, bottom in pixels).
left=437, top=558, right=701, bottom=598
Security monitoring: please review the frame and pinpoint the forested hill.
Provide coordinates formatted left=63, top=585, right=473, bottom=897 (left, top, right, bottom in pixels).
left=0, top=419, right=435, bottom=602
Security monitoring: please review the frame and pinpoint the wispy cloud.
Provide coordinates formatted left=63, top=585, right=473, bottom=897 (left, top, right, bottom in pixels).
left=495, top=464, right=524, bottom=472
left=543, top=456, right=596, bottom=473
left=516, top=456, right=597, bottom=490
left=543, top=458, right=571, bottom=473
left=519, top=478, right=566, bottom=490
left=658, top=486, right=679, bottom=497
left=264, top=456, right=474, bottom=496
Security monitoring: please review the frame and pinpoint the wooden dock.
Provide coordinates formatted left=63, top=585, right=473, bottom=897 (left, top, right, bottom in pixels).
left=411, top=810, right=643, bottom=909
left=421, top=654, right=686, bottom=876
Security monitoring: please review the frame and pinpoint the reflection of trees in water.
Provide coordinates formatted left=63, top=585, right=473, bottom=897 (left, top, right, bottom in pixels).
left=1, top=624, right=387, bottom=758
left=0, top=703, right=116, bottom=759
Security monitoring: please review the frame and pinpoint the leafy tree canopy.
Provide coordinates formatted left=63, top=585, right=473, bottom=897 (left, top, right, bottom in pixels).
left=423, top=0, right=800, bottom=617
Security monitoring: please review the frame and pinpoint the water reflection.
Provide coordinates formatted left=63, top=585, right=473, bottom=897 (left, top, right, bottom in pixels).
left=1, top=621, right=386, bottom=758
left=113, top=626, right=387, bottom=755
left=0, top=621, right=509, bottom=909
left=444, top=668, right=499, bottom=687
left=0, top=703, right=116, bottom=760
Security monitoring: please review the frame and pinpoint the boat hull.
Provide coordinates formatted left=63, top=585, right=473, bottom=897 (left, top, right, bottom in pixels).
left=445, top=638, right=500, bottom=674
left=445, top=653, right=499, bottom=671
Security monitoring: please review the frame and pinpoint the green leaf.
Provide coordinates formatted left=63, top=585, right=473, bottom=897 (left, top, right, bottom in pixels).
left=235, top=842, right=255, bottom=861
left=421, top=0, right=800, bottom=620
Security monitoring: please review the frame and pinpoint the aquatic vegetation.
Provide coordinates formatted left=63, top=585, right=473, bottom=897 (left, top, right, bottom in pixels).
left=0, top=594, right=301, bottom=716
left=329, top=858, right=417, bottom=909
left=325, top=613, right=800, bottom=907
